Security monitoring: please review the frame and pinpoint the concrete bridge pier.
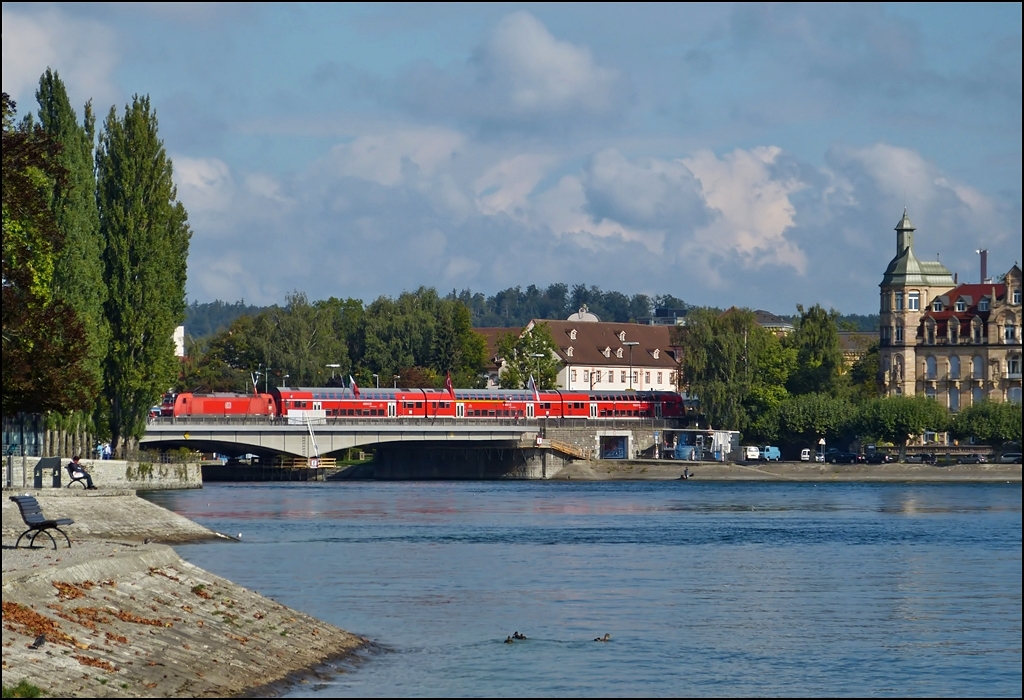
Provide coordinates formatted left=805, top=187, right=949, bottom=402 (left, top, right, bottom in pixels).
left=371, top=443, right=572, bottom=480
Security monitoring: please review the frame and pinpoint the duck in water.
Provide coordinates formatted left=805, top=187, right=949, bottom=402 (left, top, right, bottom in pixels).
left=593, top=633, right=611, bottom=642
left=512, top=631, right=527, bottom=640
left=504, top=636, right=515, bottom=644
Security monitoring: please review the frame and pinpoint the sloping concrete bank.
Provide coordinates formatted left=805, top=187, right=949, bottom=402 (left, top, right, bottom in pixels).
left=550, top=459, right=1023, bottom=481
left=1, top=490, right=221, bottom=544
left=2, top=541, right=364, bottom=697
left=11, top=457, right=202, bottom=491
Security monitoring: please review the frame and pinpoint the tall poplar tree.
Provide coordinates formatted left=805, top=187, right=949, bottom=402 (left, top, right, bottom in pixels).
left=96, top=96, right=191, bottom=454
left=36, top=70, right=108, bottom=445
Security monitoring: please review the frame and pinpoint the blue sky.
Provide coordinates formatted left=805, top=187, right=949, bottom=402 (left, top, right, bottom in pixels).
left=3, top=3, right=1020, bottom=314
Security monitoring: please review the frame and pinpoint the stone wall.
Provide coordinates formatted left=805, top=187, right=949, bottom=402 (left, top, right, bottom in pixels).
left=5, top=457, right=202, bottom=491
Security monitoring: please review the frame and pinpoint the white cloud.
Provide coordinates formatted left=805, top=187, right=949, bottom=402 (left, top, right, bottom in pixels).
left=1, top=8, right=119, bottom=110
left=174, top=157, right=235, bottom=214
left=683, top=146, right=808, bottom=273
left=474, top=153, right=555, bottom=217
left=325, top=128, right=466, bottom=187
left=483, top=11, right=620, bottom=117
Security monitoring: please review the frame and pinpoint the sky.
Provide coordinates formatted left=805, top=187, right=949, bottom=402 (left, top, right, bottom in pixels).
left=3, top=3, right=1021, bottom=314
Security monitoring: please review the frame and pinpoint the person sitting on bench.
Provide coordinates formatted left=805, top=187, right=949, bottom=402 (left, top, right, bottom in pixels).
left=67, top=456, right=96, bottom=489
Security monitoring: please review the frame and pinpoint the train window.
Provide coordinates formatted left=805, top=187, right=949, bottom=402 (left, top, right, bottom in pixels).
left=416, top=402, right=422, bottom=408
left=347, top=409, right=354, bottom=416
left=488, top=410, right=496, bottom=417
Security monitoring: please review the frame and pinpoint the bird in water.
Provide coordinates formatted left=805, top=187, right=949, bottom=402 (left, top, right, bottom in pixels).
left=512, top=631, right=527, bottom=640
left=504, top=636, right=515, bottom=644
left=593, top=633, right=611, bottom=642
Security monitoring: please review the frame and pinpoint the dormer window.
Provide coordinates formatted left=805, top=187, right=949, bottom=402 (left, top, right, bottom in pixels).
left=932, top=300, right=943, bottom=312
left=615, top=348, right=623, bottom=359
left=569, top=329, right=577, bottom=340
left=979, top=298, right=990, bottom=312
left=603, top=347, right=611, bottom=358
left=566, top=346, right=574, bottom=358
left=653, top=349, right=660, bottom=359
left=618, top=331, right=626, bottom=342
left=955, top=299, right=967, bottom=312
left=1014, top=288, right=1021, bottom=305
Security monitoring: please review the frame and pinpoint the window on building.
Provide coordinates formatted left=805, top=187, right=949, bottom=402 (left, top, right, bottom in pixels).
left=657, top=371, right=663, bottom=384
left=932, top=300, right=943, bottom=312
left=583, top=370, right=590, bottom=382
left=608, top=370, right=614, bottom=383
left=908, top=292, right=920, bottom=311
left=973, top=356, right=984, bottom=379
left=972, top=386, right=984, bottom=405
left=956, top=299, right=967, bottom=312
left=895, top=292, right=904, bottom=311
left=615, top=348, right=623, bottom=358
left=950, top=389, right=960, bottom=412
left=620, top=371, right=627, bottom=383
left=1005, top=324, right=1017, bottom=342
left=1009, top=355, right=1021, bottom=377
left=925, top=386, right=936, bottom=400
left=925, top=356, right=937, bottom=379
left=973, top=321, right=984, bottom=343
left=571, top=369, right=577, bottom=382
left=950, top=319, right=959, bottom=344
left=979, top=298, right=990, bottom=312
left=644, top=371, right=650, bottom=383
left=618, top=331, right=626, bottom=342
left=1014, top=288, right=1022, bottom=305
left=926, top=322, right=935, bottom=345
left=882, top=293, right=891, bottom=312
left=881, top=326, right=891, bottom=344
left=895, top=324, right=904, bottom=342
left=566, top=346, right=574, bottom=357
left=632, top=371, right=638, bottom=384
left=1009, top=387, right=1022, bottom=404
left=949, top=356, right=961, bottom=380
left=570, top=329, right=577, bottom=340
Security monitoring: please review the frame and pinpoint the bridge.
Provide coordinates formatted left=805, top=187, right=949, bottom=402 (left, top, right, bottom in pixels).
left=142, top=416, right=676, bottom=479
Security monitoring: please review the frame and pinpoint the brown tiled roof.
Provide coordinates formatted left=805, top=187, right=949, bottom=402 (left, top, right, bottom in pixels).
left=528, top=319, right=678, bottom=368
left=837, top=331, right=875, bottom=354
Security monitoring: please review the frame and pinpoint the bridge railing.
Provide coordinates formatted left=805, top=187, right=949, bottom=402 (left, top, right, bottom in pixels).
left=147, top=416, right=680, bottom=430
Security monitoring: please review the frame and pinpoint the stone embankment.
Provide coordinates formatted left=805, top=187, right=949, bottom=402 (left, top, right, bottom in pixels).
left=9, top=457, right=202, bottom=491
left=2, top=490, right=363, bottom=697
left=549, top=459, right=1023, bottom=481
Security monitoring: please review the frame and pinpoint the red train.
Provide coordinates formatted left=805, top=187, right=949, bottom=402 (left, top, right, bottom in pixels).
left=165, top=387, right=683, bottom=421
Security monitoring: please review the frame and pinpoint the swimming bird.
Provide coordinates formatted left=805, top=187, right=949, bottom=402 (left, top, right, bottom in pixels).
left=504, top=636, right=514, bottom=644
left=513, top=631, right=527, bottom=640
left=593, top=633, right=611, bottom=642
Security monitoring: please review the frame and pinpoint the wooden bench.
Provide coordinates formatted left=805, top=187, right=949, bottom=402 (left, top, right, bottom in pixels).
left=8, top=495, right=74, bottom=550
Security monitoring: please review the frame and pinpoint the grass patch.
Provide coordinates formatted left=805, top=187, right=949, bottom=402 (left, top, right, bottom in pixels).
left=2, top=681, right=43, bottom=698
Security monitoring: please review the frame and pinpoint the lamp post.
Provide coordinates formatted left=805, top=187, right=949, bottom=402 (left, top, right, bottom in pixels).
left=372, top=374, right=379, bottom=388
left=623, top=341, right=639, bottom=390
left=282, top=374, right=290, bottom=388
left=529, top=353, right=546, bottom=388
left=393, top=374, right=400, bottom=388
left=325, top=363, right=340, bottom=380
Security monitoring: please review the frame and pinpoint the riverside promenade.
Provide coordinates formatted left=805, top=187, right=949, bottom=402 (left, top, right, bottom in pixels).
left=2, top=490, right=363, bottom=697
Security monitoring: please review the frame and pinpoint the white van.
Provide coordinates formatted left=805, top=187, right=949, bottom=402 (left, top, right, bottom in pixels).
left=743, top=446, right=760, bottom=461
left=800, top=448, right=811, bottom=462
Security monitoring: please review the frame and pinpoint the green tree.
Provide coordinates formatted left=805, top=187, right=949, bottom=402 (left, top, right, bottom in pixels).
left=950, top=401, right=1022, bottom=447
left=2, top=92, right=94, bottom=415
left=757, top=393, right=857, bottom=448
left=97, top=96, right=191, bottom=455
left=787, top=304, right=844, bottom=396
left=36, top=69, right=109, bottom=443
left=857, top=395, right=949, bottom=460
left=848, top=341, right=881, bottom=404
left=496, top=323, right=560, bottom=389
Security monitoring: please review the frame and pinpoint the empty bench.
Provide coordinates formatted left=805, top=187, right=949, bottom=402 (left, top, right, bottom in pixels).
left=8, top=495, right=74, bottom=550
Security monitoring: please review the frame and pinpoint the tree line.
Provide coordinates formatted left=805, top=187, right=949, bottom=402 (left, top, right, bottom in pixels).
left=2, top=70, right=190, bottom=457
left=673, top=306, right=1021, bottom=454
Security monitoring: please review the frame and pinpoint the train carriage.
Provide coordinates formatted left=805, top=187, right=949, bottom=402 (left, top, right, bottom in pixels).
left=173, top=392, right=276, bottom=417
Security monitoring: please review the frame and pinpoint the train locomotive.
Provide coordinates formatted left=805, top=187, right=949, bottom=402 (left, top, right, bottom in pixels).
left=165, top=386, right=684, bottom=422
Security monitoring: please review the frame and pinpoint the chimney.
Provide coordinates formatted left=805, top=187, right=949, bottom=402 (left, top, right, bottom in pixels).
left=977, top=249, right=988, bottom=283
left=954, top=272, right=958, bottom=285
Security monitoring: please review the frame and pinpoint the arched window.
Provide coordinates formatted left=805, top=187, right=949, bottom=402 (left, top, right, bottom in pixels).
left=925, top=385, right=936, bottom=400
left=972, top=319, right=984, bottom=343
left=949, top=389, right=960, bottom=412
left=972, top=356, right=984, bottom=379
left=949, top=318, right=960, bottom=344
left=949, top=356, right=960, bottom=380
left=925, top=356, right=937, bottom=380
left=972, top=386, right=984, bottom=405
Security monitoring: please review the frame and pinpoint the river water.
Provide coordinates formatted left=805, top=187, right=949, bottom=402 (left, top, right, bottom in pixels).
left=143, top=481, right=1022, bottom=697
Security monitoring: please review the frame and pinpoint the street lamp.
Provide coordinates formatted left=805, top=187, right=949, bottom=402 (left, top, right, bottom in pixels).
left=529, top=353, right=546, bottom=388
left=393, top=374, right=400, bottom=388
left=325, top=363, right=340, bottom=379
left=282, top=374, right=290, bottom=388
left=372, top=374, right=379, bottom=388
left=623, top=341, right=639, bottom=390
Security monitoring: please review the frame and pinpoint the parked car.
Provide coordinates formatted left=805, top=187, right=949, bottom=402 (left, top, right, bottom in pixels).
left=800, top=448, right=812, bottom=462
left=760, top=446, right=781, bottom=462
left=905, top=453, right=938, bottom=464
left=743, top=446, right=761, bottom=461
left=864, top=451, right=894, bottom=464
left=956, top=454, right=988, bottom=464
left=997, top=452, right=1022, bottom=464
left=823, top=448, right=858, bottom=464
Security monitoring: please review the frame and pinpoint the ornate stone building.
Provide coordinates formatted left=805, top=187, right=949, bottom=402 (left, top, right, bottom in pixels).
left=879, top=210, right=1023, bottom=406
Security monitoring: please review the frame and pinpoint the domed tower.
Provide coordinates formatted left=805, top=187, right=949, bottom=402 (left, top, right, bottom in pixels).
left=878, top=210, right=955, bottom=396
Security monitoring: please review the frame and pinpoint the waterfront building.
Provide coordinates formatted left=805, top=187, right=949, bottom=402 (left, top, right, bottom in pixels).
left=878, top=210, right=1022, bottom=406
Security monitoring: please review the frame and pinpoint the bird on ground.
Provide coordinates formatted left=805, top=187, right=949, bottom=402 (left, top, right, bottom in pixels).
left=29, top=634, right=45, bottom=649
left=593, top=633, right=611, bottom=642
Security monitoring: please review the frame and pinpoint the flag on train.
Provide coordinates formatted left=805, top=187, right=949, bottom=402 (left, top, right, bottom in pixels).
left=349, top=375, right=360, bottom=397
left=527, top=374, right=540, bottom=402
left=445, top=371, right=455, bottom=398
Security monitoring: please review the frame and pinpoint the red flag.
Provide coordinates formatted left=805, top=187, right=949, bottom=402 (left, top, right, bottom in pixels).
left=445, top=371, right=455, bottom=397
left=349, top=375, right=360, bottom=398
